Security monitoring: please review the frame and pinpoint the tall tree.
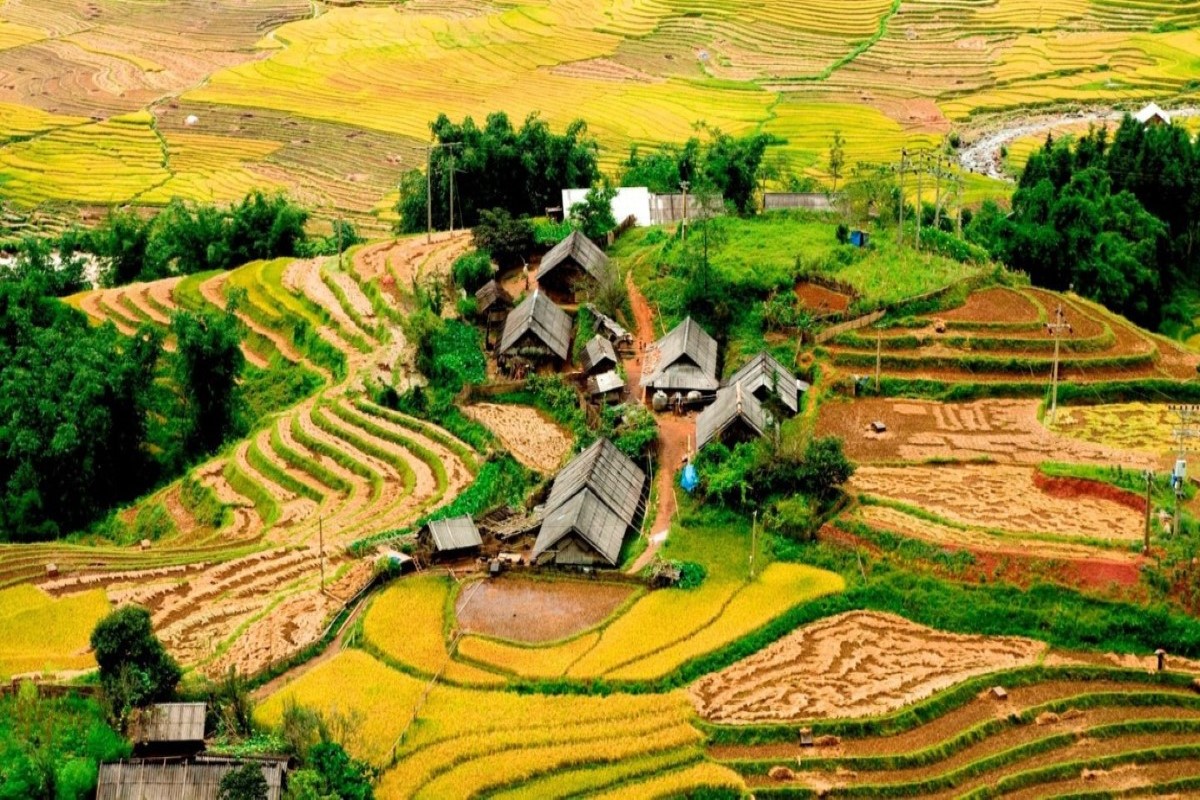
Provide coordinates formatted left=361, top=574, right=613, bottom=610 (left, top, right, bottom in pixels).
left=171, top=309, right=246, bottom=459
left=90, top=606, right=182, bottom=727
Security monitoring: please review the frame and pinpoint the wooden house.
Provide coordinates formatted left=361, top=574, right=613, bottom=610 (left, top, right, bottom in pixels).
left=639, top=317, right=719, bottom=398
left=419, top=515, right=483, bottom=560
left=580, top=335, right=618, bottom=374
left=130, top=702, right=207, bottom=757
left=695, top=382, right=772, bottom=450
left=498, top=290, right=572, bottom=371
left=533, top=438, right=646, bottom=567
left=586, top=370, right=624, bottom=404
left=536, top=231, right=610, bottom=303
left=724, top=351, right=807, bottom=416
left=584, top=304, right=634, bottom=349
left=97, top=757, right=287, bottom=800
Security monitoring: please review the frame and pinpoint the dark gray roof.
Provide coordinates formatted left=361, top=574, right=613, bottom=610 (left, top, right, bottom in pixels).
left=474, top=280, right=512, bottom=313
left=726, top=351, right=804, bottom=415
left=426, top=515, right=482, bottom=551
left=499, top=290, right=572, bottom=360
left=536, top=230, right=610, bottom=283
left=581, top=335, right=618, bottom=374
left=696, top=382, right=771, bottom=450
left=640, top=317, right=719, bottom=392
left=587, top=371, right=624, bottom=396
left=547, top=437, right=645, bottom=526
left=584, top=304, right=632, bottom=342
left=131, top=703, right=206, bottom=743
left=98, top=758, right=286, bottom=800
left=533, top=489, right=627, bottom=566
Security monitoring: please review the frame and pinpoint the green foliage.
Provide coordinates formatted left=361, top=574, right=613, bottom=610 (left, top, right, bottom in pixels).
left=90, top=606, right=182, bottom=727
left=695, top=436, right=853, bottom=510
left=471, top=209, right=534, bottom=269
left=619, top=139, right=699, bottom=193
left=450, top=250, right=494, bottom=293
left=571, top=184, right=618, bottom=239
left=396, top=112, right=600, bottom=233
left=764, top=495, right=815, bottom=541
left=918, top=227, right=989, bottom=264
left=171, top=308, right=247, bottom=460
left=676, top=561, right=707, bottom=589
left=0, top=687, right=130, bottom=800
left=0, top=279, right=161, bottom=541
left=603, top=403, right=658, bottom=461
left=218, top=763, right=269, bottom=800
left=299, top=220, right=364, bottom=258
left=423, top=319, right=486, bottom=393
left=532, top=218, right=574, bottom=247
left=305, top=742, right=374, bottom=800
left=180, top=472, right=229, bottom=528
left=241, top=362, right=324, bottom=424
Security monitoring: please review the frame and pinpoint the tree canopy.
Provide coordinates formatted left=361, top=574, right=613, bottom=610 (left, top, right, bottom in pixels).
left=90, top=606, right=182, bottom=726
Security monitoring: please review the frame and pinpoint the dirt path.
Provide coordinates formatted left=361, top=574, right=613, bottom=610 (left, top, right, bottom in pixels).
left=960, top=106, right=1200, bottom=179
left=624, top=273, right=687, bottom=574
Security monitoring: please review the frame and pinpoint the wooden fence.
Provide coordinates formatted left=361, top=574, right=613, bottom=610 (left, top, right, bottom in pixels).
left=813, top=310, right=886, bottom=344
left=764, top=193, right=841, bottom=212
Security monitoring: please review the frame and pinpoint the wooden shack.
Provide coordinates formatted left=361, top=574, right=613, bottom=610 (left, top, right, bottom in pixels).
left=580, top=335, right=618, bottom=375
left=498, top=290, right=573, bottom=372
left=475, top=280, right=514, bottom=349
left=130, top=702, right=207, bottom=757
left=695, top=382, right=771, bottom=450
left=586, top=370, right=624, bottom=404
left=533, top=438, right=646, bottom=567
left=724, top=351, right=807, bottom=416
left=536, top=230, right=610, bottom=303
left=97, top=757, right=287, bottom=800
left=419, top=515, right=483, bottom=561
left=639, top=316, right=719, bottom=399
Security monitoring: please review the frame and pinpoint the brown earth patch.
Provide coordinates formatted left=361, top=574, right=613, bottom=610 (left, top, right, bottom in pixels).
left=795, top=281, right=850, bottom=314
left=464, top=403, right=572, bottom=474
left=939, top=286, right=1040, bottom=324
left=1032, top=472, right=1146, bottom=514
left=454, top=577, right=635, bottom=643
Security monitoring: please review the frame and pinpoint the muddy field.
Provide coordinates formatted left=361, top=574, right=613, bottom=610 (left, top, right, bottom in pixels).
left=464, top=403, right=573, bottom=474
left=690, top=611, right=1045, bottom=723
left=938, top=287, right=1041, bottom=324
left=795, top=281, right=850, bottom=314
left=454, top=577, right=635, bottom=643
left=817, top=398, right=1162, bottom=470
left=848, top=464, right=1143, bottom=541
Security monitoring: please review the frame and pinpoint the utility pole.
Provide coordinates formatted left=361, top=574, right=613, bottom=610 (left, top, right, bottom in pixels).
left=915, top=151, right=923, bottom=250
left=750, top=510, right=757, bottom=581
left=955, top=175, right=964, bottom=237
left=1169, top=404, right=1200, bottom=537
left=448, top=149, right=456, bottom=234
left=933, top=150, right=944, bottom=231
left=897, top=149, right=907, bottom=247
left=319, top=515, right=325, bottom=591
left=336, top=216, right=344, bottom=269
left=423, top=141, right=461, bottom=244
left=875, top=332, right=882, bottom=391
left=679, top=180, right=690, bottom=242
left=1144, top=470, right=1154, bottom=555
left=1046, top=303, right=1071, bottom=425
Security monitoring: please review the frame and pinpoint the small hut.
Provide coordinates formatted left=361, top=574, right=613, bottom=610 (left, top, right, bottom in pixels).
left=587, top=370, right=624, bottom=404
left=1135, top=102, right=1170, bottom=127
left=420, top=515, right=483, bottom=560
left=536, top=230, right=610, bottom=303
left=584, top=304, right=634, bottom=349
left=498, top=290, right=572, bottom=372
left=98, top=757, right=287, bottom=800
left=130, top=702, right=207, bottom=757
left=580, top=335, right=618, bottom=375
left=695, top=382, right=771, bottom=450
left=476, top=280, right=514, bottom=350
left=725, top=351, right=807, bottom=416
left=640, top=316, right=719, bottom=399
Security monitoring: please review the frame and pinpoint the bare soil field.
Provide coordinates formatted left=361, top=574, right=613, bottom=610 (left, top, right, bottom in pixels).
left=795, top=281, right=850, bottom=314
left=848, top=464, right=1144, bottom=541
left=690, top=611, right=1044, bottom=723
left=454, top=577, right=636, bottom=643
left=464, top=403, right=572, bottom=474
left=817, top=398, right=1162, bottom=470
left=939, top=286, right=1041, bottom=324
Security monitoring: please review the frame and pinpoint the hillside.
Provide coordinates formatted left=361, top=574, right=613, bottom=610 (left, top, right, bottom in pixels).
left=1, top=0, right=1199, bottom=229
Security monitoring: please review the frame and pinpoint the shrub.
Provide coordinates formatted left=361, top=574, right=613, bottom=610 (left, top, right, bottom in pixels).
left=451, top=250, right=494, bottom=292
left=90, top=606, right=182, bottom=728
left=218, top=763, right=268, bottom=800
left=835, top=223, right=850, bottom=244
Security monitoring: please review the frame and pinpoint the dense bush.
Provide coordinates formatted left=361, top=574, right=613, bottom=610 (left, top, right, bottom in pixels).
left=696, top=435, right=854, bottom=510
left=451, top=250, right=495, bottom=293
left=90, top=606, right=182, bottom=727
left=471, top=209, right=534, bottom=269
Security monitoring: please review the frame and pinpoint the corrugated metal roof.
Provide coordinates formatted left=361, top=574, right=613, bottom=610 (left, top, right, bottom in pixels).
left=725, top=351, right=803, bottom=414
left=474, top=280, right=513, bottom=313
left=547, top=438, right=645, bottom=526
left=640, top=317, right=719, bottom=392
left=533, top=488, right=627, bottom=566
left=581, top=335, right=618, bottom=374
left=536, top=230, right=610, bottom=283
left=499, top=290, right=572, bottom=360
left=426, top=515, right=482, bottom=551
left=587, top=371, right=624, bottom=396
left=98, top=759, right=286, bottom=800
left=132, top=703, right=206, bottom=743
left=696, top=382, right=771, bottom=450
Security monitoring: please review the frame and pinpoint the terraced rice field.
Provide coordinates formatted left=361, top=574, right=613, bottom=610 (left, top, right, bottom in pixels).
left=0, top=584, right=111, bottom=679
left=823, top=286, right=1200, bottom=386
left=1, top=233, right=478, bottom=678
left=5, top=0, right=1200, bottom=220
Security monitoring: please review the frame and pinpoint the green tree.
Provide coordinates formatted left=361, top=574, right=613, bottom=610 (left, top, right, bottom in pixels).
left=218, top=763, right=269, bottom=800
left=90, top=606, right=181, bottom=727
left=470, top=208, right=534, bottom=269
left=306, top=742, right=374, bottom=800
left=450, top=250, right=494, bottom=292
left=94, top=210, right=151, bottom=287
left=571, top=184, right=618, bottom=239
left=171, top=309, right=246, bottom=459
left=828, top=130, right=846, bottom=194
left=700, top=128, right=785, bottom=214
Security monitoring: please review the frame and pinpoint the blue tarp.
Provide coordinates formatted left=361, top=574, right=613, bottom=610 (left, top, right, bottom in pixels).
left=680, top=463, right=699, bottom=493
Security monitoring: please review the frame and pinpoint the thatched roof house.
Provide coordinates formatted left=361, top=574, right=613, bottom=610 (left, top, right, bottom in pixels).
left=580, top=335, right=618, bottom=374
left=534, top=438, right=646, bottom=567
left=695, top=382, right=772, bottom=450
left=725, top=351, right=807, bottom=415
left=475, top=280, right=513, bottom=316
left=499, top=290, right=572, bottom=363
left=640, top=317, right=719, bottom=394
left=421, top=515, right=482, bottom=556
left=536, top=231, right=609, bottom=301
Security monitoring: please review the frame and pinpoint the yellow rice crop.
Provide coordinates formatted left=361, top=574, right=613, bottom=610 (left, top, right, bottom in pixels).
left=0, top=586, right=110, bottom=679
left=587, top=761, right=746, bottom=799
left=456, top=631, right=601, bottom=678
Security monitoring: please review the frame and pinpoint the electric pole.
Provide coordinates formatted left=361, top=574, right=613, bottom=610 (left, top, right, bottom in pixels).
left=319, top=515, right=325, bottom=591
left=750, top=510, right=757, bottom=581
left=680, top=180, right=689, bottom=242
left=448, top=149, right=456, bottom=234
left=875, top=332, right=882, bottom=391
left=423, top=141, right=461, bottom=243
left=1046, top=303, right=1072, bottom=425
left=915, top=151, right=923, bottom=250
left=955, top=175, right=964, bottom=237
left=933, top=149, right=944, bottom=231
left=897, top=149, right=907, bottom=247
left=1144, top=470, right=1154, bottom=555
left=1169, top=404, right=1200, bottom=537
